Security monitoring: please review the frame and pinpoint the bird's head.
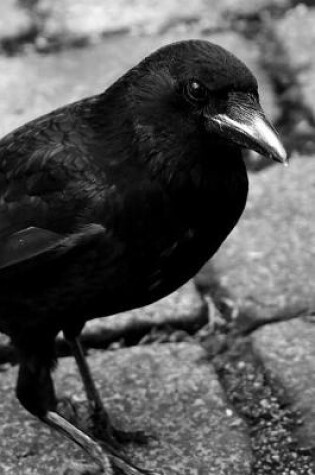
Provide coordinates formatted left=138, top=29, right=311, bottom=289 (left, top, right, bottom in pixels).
left=127, top=40, right=287, bottom=165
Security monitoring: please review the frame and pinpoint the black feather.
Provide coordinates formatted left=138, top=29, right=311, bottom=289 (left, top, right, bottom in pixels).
left=0, top=39, right=271, bottom=435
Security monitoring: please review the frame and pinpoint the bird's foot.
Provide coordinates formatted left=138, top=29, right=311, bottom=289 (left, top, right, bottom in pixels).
left=63, top=455, right=153, bottom=475
left=57, top=395, right=81, bottom=424
left=62, top=448, right=158, bottom=475
left=57, top=397, right=153, bottom=470
left=110, top=427, right=150, bottom=446
left=44, top=411, right=157, bottom=475
left=91, top=407, right=152, bottom=448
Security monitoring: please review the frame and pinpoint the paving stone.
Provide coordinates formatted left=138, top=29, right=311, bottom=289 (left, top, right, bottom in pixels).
left=0, top=0, right=34, bottom=43
left=0, top=343, right=252, bottom=474
left=0, top=31, right=277, bottom=137
left=252, top=317, right=315, bottom=449
left=196, top=155, right=315, bottom=328
left=272, top=4, right=315, bottom=117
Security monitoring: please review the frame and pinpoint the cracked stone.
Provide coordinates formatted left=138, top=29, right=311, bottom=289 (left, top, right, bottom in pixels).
left=0, top=343, right=252, bottom=474
left=196, top=155, right=315, bottom=328
left=213, top=339, right=315, bottom=475
left=252, top=318, right=315, bottom=454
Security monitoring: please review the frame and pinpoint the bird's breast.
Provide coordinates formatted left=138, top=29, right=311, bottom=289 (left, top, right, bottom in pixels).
left=108, top=158, right=248, bottom=308
left=0, top=157, right=248, bottom=333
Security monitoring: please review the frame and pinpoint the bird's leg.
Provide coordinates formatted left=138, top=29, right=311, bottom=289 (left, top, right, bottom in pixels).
left=67, top=336, right=148, bottom=446
left=16, top=345, right=151, bottom=475
left=42, top=411, right=113, bottom=474
left=67, top=337, right=107, bottom=412
left=42, top=411, right=151, bottom=475
left=66, top=337, right=115, bottom=441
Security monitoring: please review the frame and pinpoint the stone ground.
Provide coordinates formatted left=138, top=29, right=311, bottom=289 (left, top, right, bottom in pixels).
left=0, top=0, right=315, bottom=474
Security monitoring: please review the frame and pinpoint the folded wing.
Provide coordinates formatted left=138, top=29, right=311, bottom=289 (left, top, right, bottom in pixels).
left=0, top=100, right=110, bottom=271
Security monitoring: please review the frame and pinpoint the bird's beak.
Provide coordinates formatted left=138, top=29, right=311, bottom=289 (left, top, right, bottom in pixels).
left=210, top=98, right=287, bottom=164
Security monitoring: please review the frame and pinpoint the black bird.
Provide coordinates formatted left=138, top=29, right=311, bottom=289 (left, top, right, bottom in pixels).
left=0, top=40, right=286, bottom=474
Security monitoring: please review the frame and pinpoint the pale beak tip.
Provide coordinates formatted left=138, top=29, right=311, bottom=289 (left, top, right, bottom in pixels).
left=273, top=142, right=288, bottom=166
left=252, top=115, right=288, bottom=165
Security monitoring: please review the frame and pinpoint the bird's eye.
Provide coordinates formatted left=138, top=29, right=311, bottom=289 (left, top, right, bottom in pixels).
left=184, top=79, right=208, bottom=103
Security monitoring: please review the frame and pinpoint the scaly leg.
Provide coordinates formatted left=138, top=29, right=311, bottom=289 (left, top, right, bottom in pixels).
left=42, top=411, right=113, bottom=474
left=42, top=411, right=150, bottom=475
left=67, top=337, right=148, bottom=446
left=16, top=343, right=152, bottom=475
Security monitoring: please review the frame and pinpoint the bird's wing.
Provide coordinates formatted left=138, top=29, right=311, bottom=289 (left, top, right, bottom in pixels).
left=0, top=102, right=110, bottom=270
left=0, top=224, right=106, bottom=270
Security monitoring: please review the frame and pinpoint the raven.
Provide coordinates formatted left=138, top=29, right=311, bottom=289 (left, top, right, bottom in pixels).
left=0, top=40, right=286, bottom=473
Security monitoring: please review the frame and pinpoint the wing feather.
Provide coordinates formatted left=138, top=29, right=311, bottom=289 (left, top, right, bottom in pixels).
left=0, top=98, right=110, bottom=270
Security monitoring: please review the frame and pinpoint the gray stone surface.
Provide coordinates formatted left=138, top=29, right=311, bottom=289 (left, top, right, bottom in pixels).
left=252, top=317, right=315, bottom=449
left=196, top=155, right=315, bottom=326
left=0, top=30, right=277, bottom=138
left=0, top=0, right=33, bottom=42
left=0, top=343, right=252, bottom=474
left=272, top=4, right=315, bottom=116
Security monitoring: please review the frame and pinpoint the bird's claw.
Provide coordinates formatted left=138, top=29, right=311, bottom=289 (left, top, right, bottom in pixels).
left=87, top=405, right=153, bottom=449
left=57, top=396, right=81, bottom=424
left=57, top=398, right=154, bottom=475
left=111, top=427, right=152, bottom=446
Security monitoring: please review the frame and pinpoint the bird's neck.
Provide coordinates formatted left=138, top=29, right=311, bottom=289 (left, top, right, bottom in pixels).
left=135, top=128, right=247, bottom=228
left=137, top=125, right=245, bottom=189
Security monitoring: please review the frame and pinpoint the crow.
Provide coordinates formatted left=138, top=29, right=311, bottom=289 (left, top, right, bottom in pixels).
left=0, top=40, right=286, bottom=474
